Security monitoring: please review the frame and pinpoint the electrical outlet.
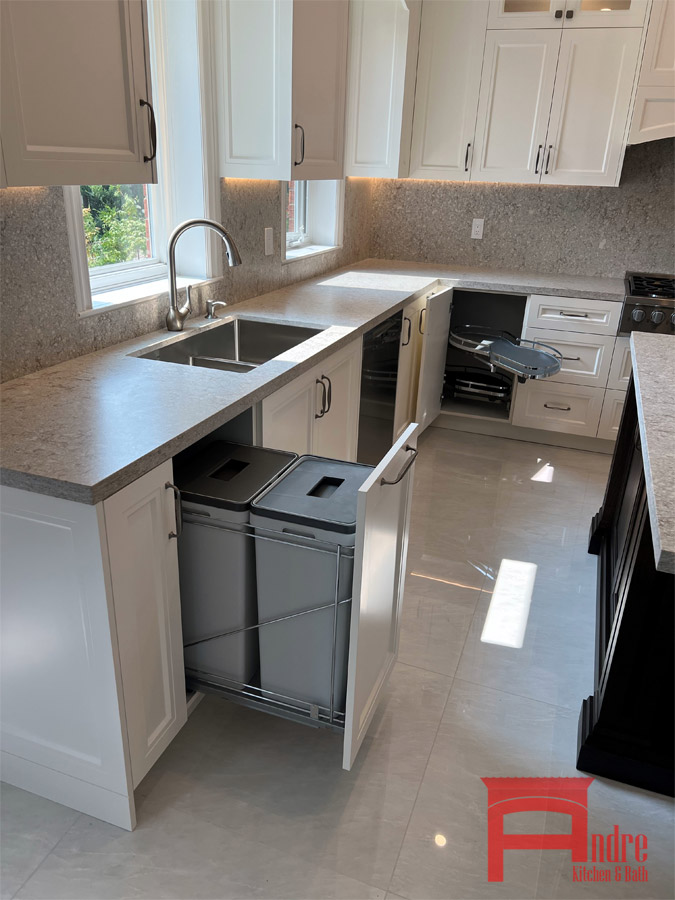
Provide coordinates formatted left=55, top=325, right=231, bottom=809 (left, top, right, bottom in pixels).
left=471, top=218, right=484, bottom=240
left=264, top=227, right=274, bottom=256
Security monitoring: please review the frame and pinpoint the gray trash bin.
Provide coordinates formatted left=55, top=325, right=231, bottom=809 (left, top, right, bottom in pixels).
left=176, top=441, right=297, bottom=687
left=250, top=456, right=373, bottom=713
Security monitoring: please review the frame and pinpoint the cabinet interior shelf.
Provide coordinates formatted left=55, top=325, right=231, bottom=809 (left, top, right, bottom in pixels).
left=440, top=396, right=511, bottom=421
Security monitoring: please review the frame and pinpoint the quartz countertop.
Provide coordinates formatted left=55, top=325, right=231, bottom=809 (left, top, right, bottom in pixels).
left=630, top=332, right=675, bottom=574
left=0, top=259, right=626, bottom=504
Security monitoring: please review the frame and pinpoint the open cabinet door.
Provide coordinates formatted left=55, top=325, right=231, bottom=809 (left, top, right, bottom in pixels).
left=343, top=423, right=419, bottom=769
left=415, top=288, right=453, bottom=432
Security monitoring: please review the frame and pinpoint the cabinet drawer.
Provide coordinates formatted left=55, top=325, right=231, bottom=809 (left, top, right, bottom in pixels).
left=524, top=327, right=613, bottom=387
left=607, top=337, right=632, bottom=391
left=597, top=390, right=626, bottom=441
left=512, top=380, right=604, bottom=437
left=524, top=294, right=621, bottom=336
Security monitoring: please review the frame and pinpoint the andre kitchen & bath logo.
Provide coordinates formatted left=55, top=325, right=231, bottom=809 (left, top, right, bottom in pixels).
left=482, top=777, right=649, bottom=884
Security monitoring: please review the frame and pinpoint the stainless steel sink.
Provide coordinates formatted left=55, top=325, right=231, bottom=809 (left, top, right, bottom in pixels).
left=137, top=318, right=322, bottom=373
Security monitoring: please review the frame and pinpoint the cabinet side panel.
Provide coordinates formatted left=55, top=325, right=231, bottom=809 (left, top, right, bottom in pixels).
left=0, top=487, right=131, bottom=799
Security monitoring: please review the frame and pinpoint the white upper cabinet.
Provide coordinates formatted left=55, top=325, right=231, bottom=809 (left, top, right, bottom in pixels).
left=541, top=28, right=642, bottom=185
left=471, top=30, right=560, bottom=183
left=488, top=0, right=566, bottom=29
left=344, top=0, right=421, bottom=178
left=629, top=0, right=675, bottom=144
left=0, top=0, right=156, bottom=187
left=215, top=0, right=349, bottom=180
left=488, top=0, right=647, bottom=29
left=408, top=0, right=488, bottom=180
left=564, top=0, right=648, bottom=29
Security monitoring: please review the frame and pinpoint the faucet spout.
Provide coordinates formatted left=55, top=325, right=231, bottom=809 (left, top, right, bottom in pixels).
left=166, top=218, right=242, bottom=332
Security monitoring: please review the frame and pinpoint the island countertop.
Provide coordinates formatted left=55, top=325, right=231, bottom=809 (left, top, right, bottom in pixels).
left=0, top=259, right=625, bottom=504
left=630, top=332, right=675, bottom=574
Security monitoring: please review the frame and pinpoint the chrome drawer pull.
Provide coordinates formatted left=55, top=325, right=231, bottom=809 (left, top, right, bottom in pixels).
left=381, top=446, right=418, bottom=486
left=165, top=482, right=183, bottom=539
left=559, top=311, right=588, bottom=318
left=562, top=356, right=581, bottom=361
left=544, top=403, right=571, bottom=412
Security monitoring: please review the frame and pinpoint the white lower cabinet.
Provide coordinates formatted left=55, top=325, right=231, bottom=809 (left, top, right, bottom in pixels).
left=415, top=288, right=454, bottom=431
left=524, top=294, right=622, bottom=336
left=102, top=462, right=187, bottom=788
left=512, top=380, right=605, bottom=437
left=262, top=339, right=362, bottom=460
left=607, top=336, right=632, bottom=391
left=597, top=389, right=626, bottom=441
left=394, top=296, right=426, bottom=441
left=524, top=327, right=614, bottom=388
left=0, top=459, right=185, bottom=829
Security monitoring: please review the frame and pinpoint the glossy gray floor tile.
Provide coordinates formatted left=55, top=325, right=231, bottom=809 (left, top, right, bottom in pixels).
left=4, top=428, right=674, bottom=900
left=0, top=784, right=81, bottom=899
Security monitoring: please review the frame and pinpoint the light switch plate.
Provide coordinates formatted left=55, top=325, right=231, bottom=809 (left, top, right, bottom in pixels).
left=471, top=218, right=484, bottom=240
left=264, top=227, right=274, bottom=256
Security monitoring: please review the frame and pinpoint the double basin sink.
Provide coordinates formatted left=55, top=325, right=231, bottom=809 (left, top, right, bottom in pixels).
left=137, top=317, right=322, bottom=373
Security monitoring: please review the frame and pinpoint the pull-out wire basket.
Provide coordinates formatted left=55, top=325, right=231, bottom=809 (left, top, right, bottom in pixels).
left=181, top=514, right=351, bottom=732
left=449, top=325, right=562, bottom=382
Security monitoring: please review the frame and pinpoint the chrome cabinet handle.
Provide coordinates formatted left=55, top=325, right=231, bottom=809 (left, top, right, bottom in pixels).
left=418, top=307, right=427, bottom=334
left=464, top=142, right=471, bottom=172
left=562, top=356, right=581, bottom=361
left=402, top=316, right=412, bottom=346
left=544, top=403, right=571, bottom=411
left=381, top=446, right=418, bottom=486
left=534, top=144, right=543, bottom=174
left=139, top=99, right=157, bottom=163
left=544, top=144, right=553, bottom=175
left=560, top=311, right=588, bottom=318
left=165, top=482, right=182, bottom=539
left=322, top=375, right=332, bottom=414
left=315, top=378, right=327, bottom=418
left=294, top=124, right=305, bottom=166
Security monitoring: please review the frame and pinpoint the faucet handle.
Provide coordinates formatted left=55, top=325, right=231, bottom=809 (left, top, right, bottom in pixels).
left=185, top=284, right=193, bottom=315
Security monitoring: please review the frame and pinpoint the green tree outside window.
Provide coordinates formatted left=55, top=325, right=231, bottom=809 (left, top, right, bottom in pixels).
left=80, top=184, right=151, bottom=268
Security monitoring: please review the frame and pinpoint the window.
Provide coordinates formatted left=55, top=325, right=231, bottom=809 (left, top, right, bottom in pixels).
left=284, top=180, right=344, bottom=262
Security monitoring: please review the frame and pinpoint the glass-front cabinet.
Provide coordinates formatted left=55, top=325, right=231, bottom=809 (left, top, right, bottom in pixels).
left=487, top=0, right=648, bottom=28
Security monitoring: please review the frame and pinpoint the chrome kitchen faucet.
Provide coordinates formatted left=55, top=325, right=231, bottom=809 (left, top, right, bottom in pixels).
left=166, top=218, right=242, bottom=332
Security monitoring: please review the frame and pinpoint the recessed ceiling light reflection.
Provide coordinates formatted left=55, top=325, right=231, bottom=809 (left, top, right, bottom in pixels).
left=531, top=462, right=554, bottom=483
left=434, top=834, right=447, bottom=847
left=480, top=559, right=537, bottom=649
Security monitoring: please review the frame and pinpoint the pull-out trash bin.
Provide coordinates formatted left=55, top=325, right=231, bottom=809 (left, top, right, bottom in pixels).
left=175, top=441, right=297, bottom=687
left=250, top=456, right=373, bottom=713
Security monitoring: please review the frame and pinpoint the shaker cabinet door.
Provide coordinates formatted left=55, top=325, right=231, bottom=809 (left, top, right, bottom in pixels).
left=313, top=339, right=363, bottom=462
left=540, top=28, right=642, bottom=186
left=343, top=423, right=419, bottom=769
left=103, top=460, right=187, bottom=788
left=408, top=0, right=487, bottom=180
left=291, top=0, right=349, bottom=179
left=415, top=288, right=454, bottom=432
left=471, top=30, right=560, bottom=184
left=1, top=0, right=156, bottom=186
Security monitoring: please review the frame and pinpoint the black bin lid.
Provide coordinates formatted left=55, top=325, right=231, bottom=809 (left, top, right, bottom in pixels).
left=250, top=455, right=374, bottom=534
left=175, top=441, right=297, bottom=511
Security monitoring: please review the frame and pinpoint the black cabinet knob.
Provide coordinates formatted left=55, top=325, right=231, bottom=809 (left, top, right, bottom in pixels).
left=566, top=9, right=574, bottom=17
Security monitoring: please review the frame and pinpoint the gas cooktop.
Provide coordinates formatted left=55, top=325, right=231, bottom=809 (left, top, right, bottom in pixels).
left=625, top=273, right=675, bottom=301
left=621, top=272, right=675, bottom=336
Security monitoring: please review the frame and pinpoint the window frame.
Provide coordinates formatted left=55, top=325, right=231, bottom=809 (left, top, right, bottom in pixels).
left=283, top=179, right=345, bottom=263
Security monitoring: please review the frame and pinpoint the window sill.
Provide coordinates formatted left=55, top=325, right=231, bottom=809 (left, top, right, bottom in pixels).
left=283, top=244, right=340, bottom=265
left=79, top=275, right=208, bottom=317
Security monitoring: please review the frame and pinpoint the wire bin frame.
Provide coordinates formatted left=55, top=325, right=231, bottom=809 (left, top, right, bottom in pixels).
left=180, top=514, right=353, bottom=733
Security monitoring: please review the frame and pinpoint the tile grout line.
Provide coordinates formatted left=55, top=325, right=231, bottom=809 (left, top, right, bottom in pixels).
left=9, top=811, right=84, bottom=900
left=383, top=675, right=456, bottom=898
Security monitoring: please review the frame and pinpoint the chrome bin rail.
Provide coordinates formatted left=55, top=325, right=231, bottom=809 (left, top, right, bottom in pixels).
left=180, top=513, right=353, bottom=732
